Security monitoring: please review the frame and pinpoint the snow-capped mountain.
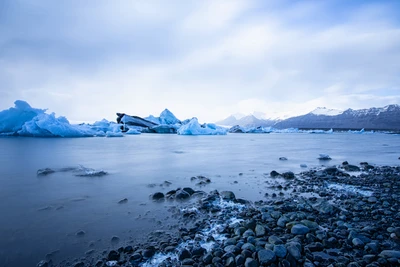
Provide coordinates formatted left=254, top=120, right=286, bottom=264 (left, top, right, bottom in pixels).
left=216, top=115, right=277, bottom=127
left=275, top=104, right=400, bottom=130
left=218, top=105, right=400, bottom=130
left=310, top=107, right=343, bottom=116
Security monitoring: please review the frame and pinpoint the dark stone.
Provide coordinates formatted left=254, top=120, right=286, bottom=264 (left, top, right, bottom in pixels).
left=182, top=187, right=195, bottom=195
left=270, top=170, right=280, bottom=177
left=142, top=247, right=156, bottom=259
left=324, top=167, right=339, bottom=175
left=379, top=250, right=400, bottom=259
left=287, top=244, right=302, bottom=261
left=245, top=257, right=259, bottom=267
left=37, top=168, right=55, bottom=176
left=220, top=191, right=236, bottom=201
left=273, top=244, right=287, bottom=258
left=257, top=249, right=276, bottom=265
left=152, top=192, right=165, bottom=201
left=179, top=249, right=192, bottom=260
left=343, top=164, right=361, bottom=172
left=235, top=255, right=245, bottom=265
left=108, top=250, right=120, bottom=261
left=192, top=246, right=206, bottom=256
left=118, top=198, right=128, bottom=204
left=203, top=253, right=213, bottom=264
left=176, top=190, right=191, bottom=200
left=181, top=258, right=195, bottom=265
left=129, top=253, right=142, bottom=263
left=36, top=260, right=49, bottom=267
left=124, top=246, right=134, bottom=253
left=291, top=224, right=310, bottom=235
left=76, top=230, right=86, bottom=236
left=282, top=171, right=295, bottom=179
left=225, top=257, right=235, bottom=267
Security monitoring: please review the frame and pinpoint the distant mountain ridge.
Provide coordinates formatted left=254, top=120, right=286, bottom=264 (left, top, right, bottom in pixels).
left=217, top=114, right=277, bottom=127
left=217, top=104, right=400, bottom=131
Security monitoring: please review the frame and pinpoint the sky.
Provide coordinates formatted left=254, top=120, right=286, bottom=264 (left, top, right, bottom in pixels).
left=1, top=0, right=400, bottom=123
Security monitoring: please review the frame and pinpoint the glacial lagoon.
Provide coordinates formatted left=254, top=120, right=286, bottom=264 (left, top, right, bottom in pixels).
left=0, top=133, right=399, bottom=266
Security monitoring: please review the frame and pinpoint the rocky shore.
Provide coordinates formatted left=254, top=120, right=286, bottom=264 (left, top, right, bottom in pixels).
left=38, top=164, right=400, bottom=267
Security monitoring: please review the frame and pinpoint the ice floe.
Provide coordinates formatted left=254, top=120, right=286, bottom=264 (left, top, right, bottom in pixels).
left=177, top=118, right=227, bottom=135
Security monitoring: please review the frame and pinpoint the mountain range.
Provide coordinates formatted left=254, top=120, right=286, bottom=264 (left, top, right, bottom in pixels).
left=216, top=105, right=400, bottom=131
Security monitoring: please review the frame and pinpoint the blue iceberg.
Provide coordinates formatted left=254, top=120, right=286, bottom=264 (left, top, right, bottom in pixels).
left=0, top=100, right=124, bottom=137
left=177, top=118, right=227, bottom=135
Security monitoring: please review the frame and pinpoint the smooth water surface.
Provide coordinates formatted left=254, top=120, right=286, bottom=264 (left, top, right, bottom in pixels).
left=0, top=133, right=399, bottom=266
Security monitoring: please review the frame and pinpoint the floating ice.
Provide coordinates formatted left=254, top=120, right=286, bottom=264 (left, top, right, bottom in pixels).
left=145, top=109, right=181, bottom=125
left=0, top=101, right=124, bottom=137
left=125, top=128, right=141, bottom=135
left=318, top=154, right=332, bottom=160
left=37, top=166, right=108, bottom=177
left=177, top=118, right=227, bottom=135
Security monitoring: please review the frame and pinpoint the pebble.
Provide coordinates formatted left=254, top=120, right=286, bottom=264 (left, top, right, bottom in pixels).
left=291, top=224, right=310, bottom=235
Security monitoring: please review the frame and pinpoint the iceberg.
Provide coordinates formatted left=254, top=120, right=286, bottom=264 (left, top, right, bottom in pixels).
left=0, top=100, right=124, bottom=137
left=145, top=108, right=181, bottom=125
left=177, top=118, right=227, bottom=135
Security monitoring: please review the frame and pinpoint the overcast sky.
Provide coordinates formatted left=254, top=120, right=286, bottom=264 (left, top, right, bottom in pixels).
left=1, top=0, right=400, bottom=123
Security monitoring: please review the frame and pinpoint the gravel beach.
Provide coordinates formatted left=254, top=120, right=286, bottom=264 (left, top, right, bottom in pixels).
left=38, top=163, right=400, bottom=267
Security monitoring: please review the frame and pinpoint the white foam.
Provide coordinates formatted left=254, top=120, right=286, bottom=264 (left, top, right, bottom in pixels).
left=141, top=253, right=177, bottom=267
left=327, top=183, right=373, bottom=197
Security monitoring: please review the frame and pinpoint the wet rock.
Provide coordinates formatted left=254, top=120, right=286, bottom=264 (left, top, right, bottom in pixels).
left=182, top=187, right=195, bottom=195
left=279, top=157, right=288, bottom=161
left=245, top=257, right=259, bottom=267
left=37, top=260, right=49, bottom=267
left=257, top=249, right=276, bottom=265
left=124, top=246, right=134, bottom=253
left=268, top=236, right=283, bottom=245
left=235, top=254, right=245, bottom=265
left=241, top=243, right=256, bottom=252
left=178, top=248, right=192, bottom=260
left=255, top=224, right=266, bottom=237
left=142, top=247, right=156, bottom=259
left=37, top=168, right=55, bottom=176
left=287, top=243, right=302, bottom=261
left=379, top=250, right=400, bottom=259
left=175, top=190, right=191, bottom=200
left=76, top=230, right=86, bottom=236
left=277, top=216, right=289, bottom=227
left=324, top=167, right=338, bottom=175
left=129, top=253, right=142, bottom=263
left=282, top=171, right=295, bottom=179
left=312, top=200, right=336, bottom=215
left=273, top=244, right=287, bottom=258
left=291, top=224, right=310, bottom=235
left=300, top=220, right=319, bottom=230
left=118, top=198, right=128, bottom=204
left=270, top=170, right=280, bottom=177
left=343, top=164, right=361, bottom=172
left=243, top=229, right=255, bottom=238
left=107, top=250, right=120, bottom=261
left=220, top=191, right=236, bottom=201
left=152, top=192, right=165, bottom=201
left=352, top=238, right=364, bottom=248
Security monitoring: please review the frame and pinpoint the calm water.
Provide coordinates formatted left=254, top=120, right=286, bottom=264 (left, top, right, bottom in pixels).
left=0, top=133, right=399, bottom=266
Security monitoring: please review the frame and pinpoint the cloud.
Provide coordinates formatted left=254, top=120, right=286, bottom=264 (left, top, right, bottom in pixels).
left=0, top=0, right=399, bottom=123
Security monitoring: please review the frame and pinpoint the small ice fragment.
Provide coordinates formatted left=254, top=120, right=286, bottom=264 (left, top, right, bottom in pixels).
left=318, top=154, right=331, bottom=160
